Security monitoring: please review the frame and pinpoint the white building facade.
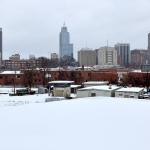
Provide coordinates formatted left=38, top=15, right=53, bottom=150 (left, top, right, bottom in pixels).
left=97, top=47, right=118, bottom=66
left=77, top=85, right=120, bottom=98
left=115, top=87, right=144, bottom=99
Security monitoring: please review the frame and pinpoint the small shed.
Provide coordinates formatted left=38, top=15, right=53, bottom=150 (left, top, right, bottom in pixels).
left=48, top=81, right=74, bottom=97
left=83, top=81, right=109, bottom=87
left=115, top=87, right=144, bottom=99
left=77, top=85, right=120, bottom=98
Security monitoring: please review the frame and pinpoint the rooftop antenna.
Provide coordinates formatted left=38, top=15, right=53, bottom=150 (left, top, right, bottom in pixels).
left=106, top=40, right=109, bottom=51
left=85, top=41, right=87, bottom=49
left=107, top=40, right=109, bottom=48
left=63, top=22, right=66, bottom=27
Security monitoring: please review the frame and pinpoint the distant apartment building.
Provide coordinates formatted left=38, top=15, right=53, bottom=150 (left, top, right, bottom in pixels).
left=131, top=49, right=148, bottom=68
left=148, top=33, right=150, bottom=51
left=78, top=48, right=96, bottom=66
left=97, top=47, right=118, bottom=66
left=0, top=28, right=2, bottom=66
left=51, top=53, right=58, bottom=60
left=29, top=54, right=36, bottom=60
left=3, top=58, right=44, bottom=70
left=115, top=43, right=130, bottom=67
left=9, top=53, right=20, bottom=61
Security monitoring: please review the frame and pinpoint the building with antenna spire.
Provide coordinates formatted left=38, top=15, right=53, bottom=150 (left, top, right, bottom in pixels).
left=0, top=28, right=2, bottom=66
left=59, top=24, right=73, bottom=59
left=148, top=33, right=150, bottom=51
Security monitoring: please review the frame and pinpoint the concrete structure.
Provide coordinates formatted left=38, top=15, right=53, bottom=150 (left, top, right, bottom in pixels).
left=115, top=43, right=130, bottom=67
left=49, top=81, right=74, bottom=97
left=9, top=53, right=20, bottom=61
left=115, top=87, right=144, bottom=99
left=77, top=85, right=120, bottom=98
left=51, top=53, right=58, bottom=60
left=97, top=47, right=118, bottom=66
left=78, top=49, right=96, bottom=66
left=83, top=81, right=109, bottom=87
left=0, top=28, right=2, bottom=66
left=131, top=49, right=148, bottom=68
left=148, top=33, right=150, bottom=51
left=59, top=24, right=73, bottom=59
left=29, top=55, right=36, bottom=60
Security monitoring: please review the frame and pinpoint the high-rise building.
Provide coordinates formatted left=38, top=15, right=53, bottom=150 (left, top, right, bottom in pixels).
left=148, top=33, right=150, bottom=51
left=78, top=48, right=96, bottom=66
left=59, top=24, right=73, bottom=59
left=115, top=43, right=130, bottom=67
left=51, top=53, right=58, bottom=60
left=0, top=28, right=2, bottom=66
left=97, top=47, right=118, bottom=66
left=131, top=49, right=148, bottom=68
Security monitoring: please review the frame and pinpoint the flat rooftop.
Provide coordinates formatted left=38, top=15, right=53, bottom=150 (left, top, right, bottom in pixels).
left=49, top=81, right=74, bottom=84
left=84, top=81, right=109, bottom=85
left=116, top=87, right=144, bottom=93
left=78, top=85, right=120, bottom=91
left=0, top=71, right=22, bottom=75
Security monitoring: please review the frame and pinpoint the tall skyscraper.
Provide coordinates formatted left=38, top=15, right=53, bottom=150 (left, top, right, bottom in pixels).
left=115, top=43, right=130, bottom=67
left=148, top=33, right=150, bottom=51
left=0, top=28, right=2, bottom=66
left=59, top=24, right=73, bottom=59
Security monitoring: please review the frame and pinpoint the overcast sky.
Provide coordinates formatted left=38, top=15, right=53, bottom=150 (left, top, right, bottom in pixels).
left=1, top=0, right=150, bottom=59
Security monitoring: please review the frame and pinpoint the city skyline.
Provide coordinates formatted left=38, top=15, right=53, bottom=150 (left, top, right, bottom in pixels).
left=1, top=0, right=150, bottom=59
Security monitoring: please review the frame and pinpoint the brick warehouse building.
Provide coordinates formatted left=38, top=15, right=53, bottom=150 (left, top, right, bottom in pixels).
left=0, top=70, right=118, bottom=86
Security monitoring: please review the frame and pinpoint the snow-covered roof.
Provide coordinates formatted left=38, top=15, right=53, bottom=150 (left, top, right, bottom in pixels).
left=71, top=85, right=81, bottom=88
left=84, top=81, right=109, bottom=85
left=49, top=80, right=74, bottom=84
left=0, top=96, right=150, bottom=150
left=131, top=70, right=142, bottom=73
left=116, top=87, right=144, bottom=93
left=0, top=87, right=38, bottom=94
left=78, top=85, right=120, bottom=91
left=0, top=71, right=22, bottom=75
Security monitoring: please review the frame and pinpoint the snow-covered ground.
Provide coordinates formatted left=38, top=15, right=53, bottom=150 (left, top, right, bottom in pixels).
left=0, top=96, right=150, bottom=150
left=0, top=94, right=48, bottom=106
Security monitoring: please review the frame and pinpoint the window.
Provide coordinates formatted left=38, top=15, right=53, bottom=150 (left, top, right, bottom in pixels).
left=130, top=95, right=134, bottom=98
left=124, top=95, right=129, bottom=98
left=91, top=93, right=96, bottom=97
left=16, top=75, right=20, bottom=79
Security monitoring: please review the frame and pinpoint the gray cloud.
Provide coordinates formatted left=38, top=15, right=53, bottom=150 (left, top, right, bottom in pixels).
left=0, top=0, right=150, bottom=59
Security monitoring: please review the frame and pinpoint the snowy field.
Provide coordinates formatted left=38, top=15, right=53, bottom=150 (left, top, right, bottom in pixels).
left=0, top=96, right=150, bottom=150
left=0, top=94, right=48, bottom=106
